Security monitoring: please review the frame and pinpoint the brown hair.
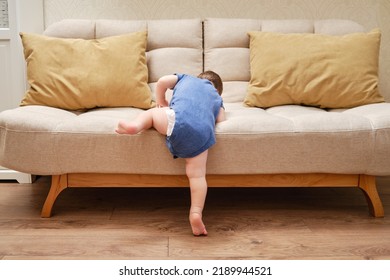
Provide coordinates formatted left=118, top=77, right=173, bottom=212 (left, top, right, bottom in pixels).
left=198, top=70, right=223, bottom=95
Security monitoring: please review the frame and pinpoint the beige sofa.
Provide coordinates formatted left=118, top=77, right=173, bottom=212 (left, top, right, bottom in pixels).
left=1, top=18, right=389, bottom=218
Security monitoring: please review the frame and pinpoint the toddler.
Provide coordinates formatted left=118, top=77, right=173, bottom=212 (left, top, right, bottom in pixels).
left=116, top=71, right=225, bottom=236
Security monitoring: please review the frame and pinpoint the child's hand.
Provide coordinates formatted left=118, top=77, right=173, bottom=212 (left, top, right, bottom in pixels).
left=156, top=100, right=168, bottom=108
left=155, top=75, right=178, bottom=108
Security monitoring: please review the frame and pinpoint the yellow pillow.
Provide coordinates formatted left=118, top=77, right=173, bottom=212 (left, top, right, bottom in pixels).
left=245, top=30, right=384, bottom=109
left=20, top=32, right=153, bottom=110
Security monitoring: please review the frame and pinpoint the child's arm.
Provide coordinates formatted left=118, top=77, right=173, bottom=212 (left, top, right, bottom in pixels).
left=155, top=74, right=178, bottom=107
left=216, top=107, right=226, bottom=123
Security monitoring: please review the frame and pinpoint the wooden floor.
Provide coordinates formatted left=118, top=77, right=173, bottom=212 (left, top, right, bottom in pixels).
left=0, top=175, right=390, bottom=260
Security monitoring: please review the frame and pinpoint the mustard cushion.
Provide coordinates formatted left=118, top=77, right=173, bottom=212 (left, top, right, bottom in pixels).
left=20, top=32, right=153, bottom=110
left=245, top=30, right=384, bottom=109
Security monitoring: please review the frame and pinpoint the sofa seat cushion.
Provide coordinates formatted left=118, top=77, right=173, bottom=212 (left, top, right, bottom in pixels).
left=1, top=103, right=390, bottom=176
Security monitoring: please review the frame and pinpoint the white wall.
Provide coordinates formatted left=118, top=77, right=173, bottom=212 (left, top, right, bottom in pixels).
left=0, top=0, right=43, bottom=181
left=0, top=0, right=43, bottom=111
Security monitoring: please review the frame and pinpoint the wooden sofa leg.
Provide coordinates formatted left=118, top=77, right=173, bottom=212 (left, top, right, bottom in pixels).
left=41, top=175, right=68, bottom=218
left=358, top=175, right=384, bottom=218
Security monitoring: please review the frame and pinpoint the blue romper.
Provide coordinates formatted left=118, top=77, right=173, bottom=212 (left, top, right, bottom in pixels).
left=166, top=74, right=223, bottom=158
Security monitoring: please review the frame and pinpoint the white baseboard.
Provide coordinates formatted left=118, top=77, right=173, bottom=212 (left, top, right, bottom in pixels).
left=0, top=167, right=34, bottom=183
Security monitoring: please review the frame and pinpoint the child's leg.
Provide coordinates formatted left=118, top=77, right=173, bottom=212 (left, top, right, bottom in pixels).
left=116, top=108, right=168, bottom=135
left=185, top=150, right=209, bottom=236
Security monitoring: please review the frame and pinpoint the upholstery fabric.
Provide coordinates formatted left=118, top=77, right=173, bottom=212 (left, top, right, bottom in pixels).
left=245, top=30, right=384, bottom=108
left=203, top=18, right=366, bottom=103
left=2, top=103, right=390, bottom=175
left=43, top=18, right=203, bottom=99
left=1, top=19, right=390, bottom=177
left=20, top=31, right=153, bottom=110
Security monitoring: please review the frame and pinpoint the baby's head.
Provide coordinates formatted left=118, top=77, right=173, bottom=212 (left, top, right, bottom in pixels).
left=198, top=71, right=223, bottom=96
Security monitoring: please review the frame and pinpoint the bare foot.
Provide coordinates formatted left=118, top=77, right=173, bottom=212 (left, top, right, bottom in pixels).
left=189, top=212, right=208, bottom=236
left=115, top=120, right=140, bottom=134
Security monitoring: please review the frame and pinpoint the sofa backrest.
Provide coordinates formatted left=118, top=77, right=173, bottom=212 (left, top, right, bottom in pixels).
left=43, top=18, right=365, bottom=103
left=203, top=18, right=365, bottom=102
left=43, top=19, right=203, bottom=99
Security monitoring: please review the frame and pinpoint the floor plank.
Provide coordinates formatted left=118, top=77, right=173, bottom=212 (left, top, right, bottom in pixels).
left=0, top=176, right=389, bottom=259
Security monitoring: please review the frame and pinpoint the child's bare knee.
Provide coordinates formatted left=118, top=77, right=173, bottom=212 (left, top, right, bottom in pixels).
left=186, top=167, right=198, bottom=179
left=185, top=151, right=208, bottom=178
left=186, top=164, right=206, bottom=179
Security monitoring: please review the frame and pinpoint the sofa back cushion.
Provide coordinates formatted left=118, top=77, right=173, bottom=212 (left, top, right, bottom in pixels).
left=203, top=18, right=368, bottom=103
left=42, top=18, right=203, bottom=103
